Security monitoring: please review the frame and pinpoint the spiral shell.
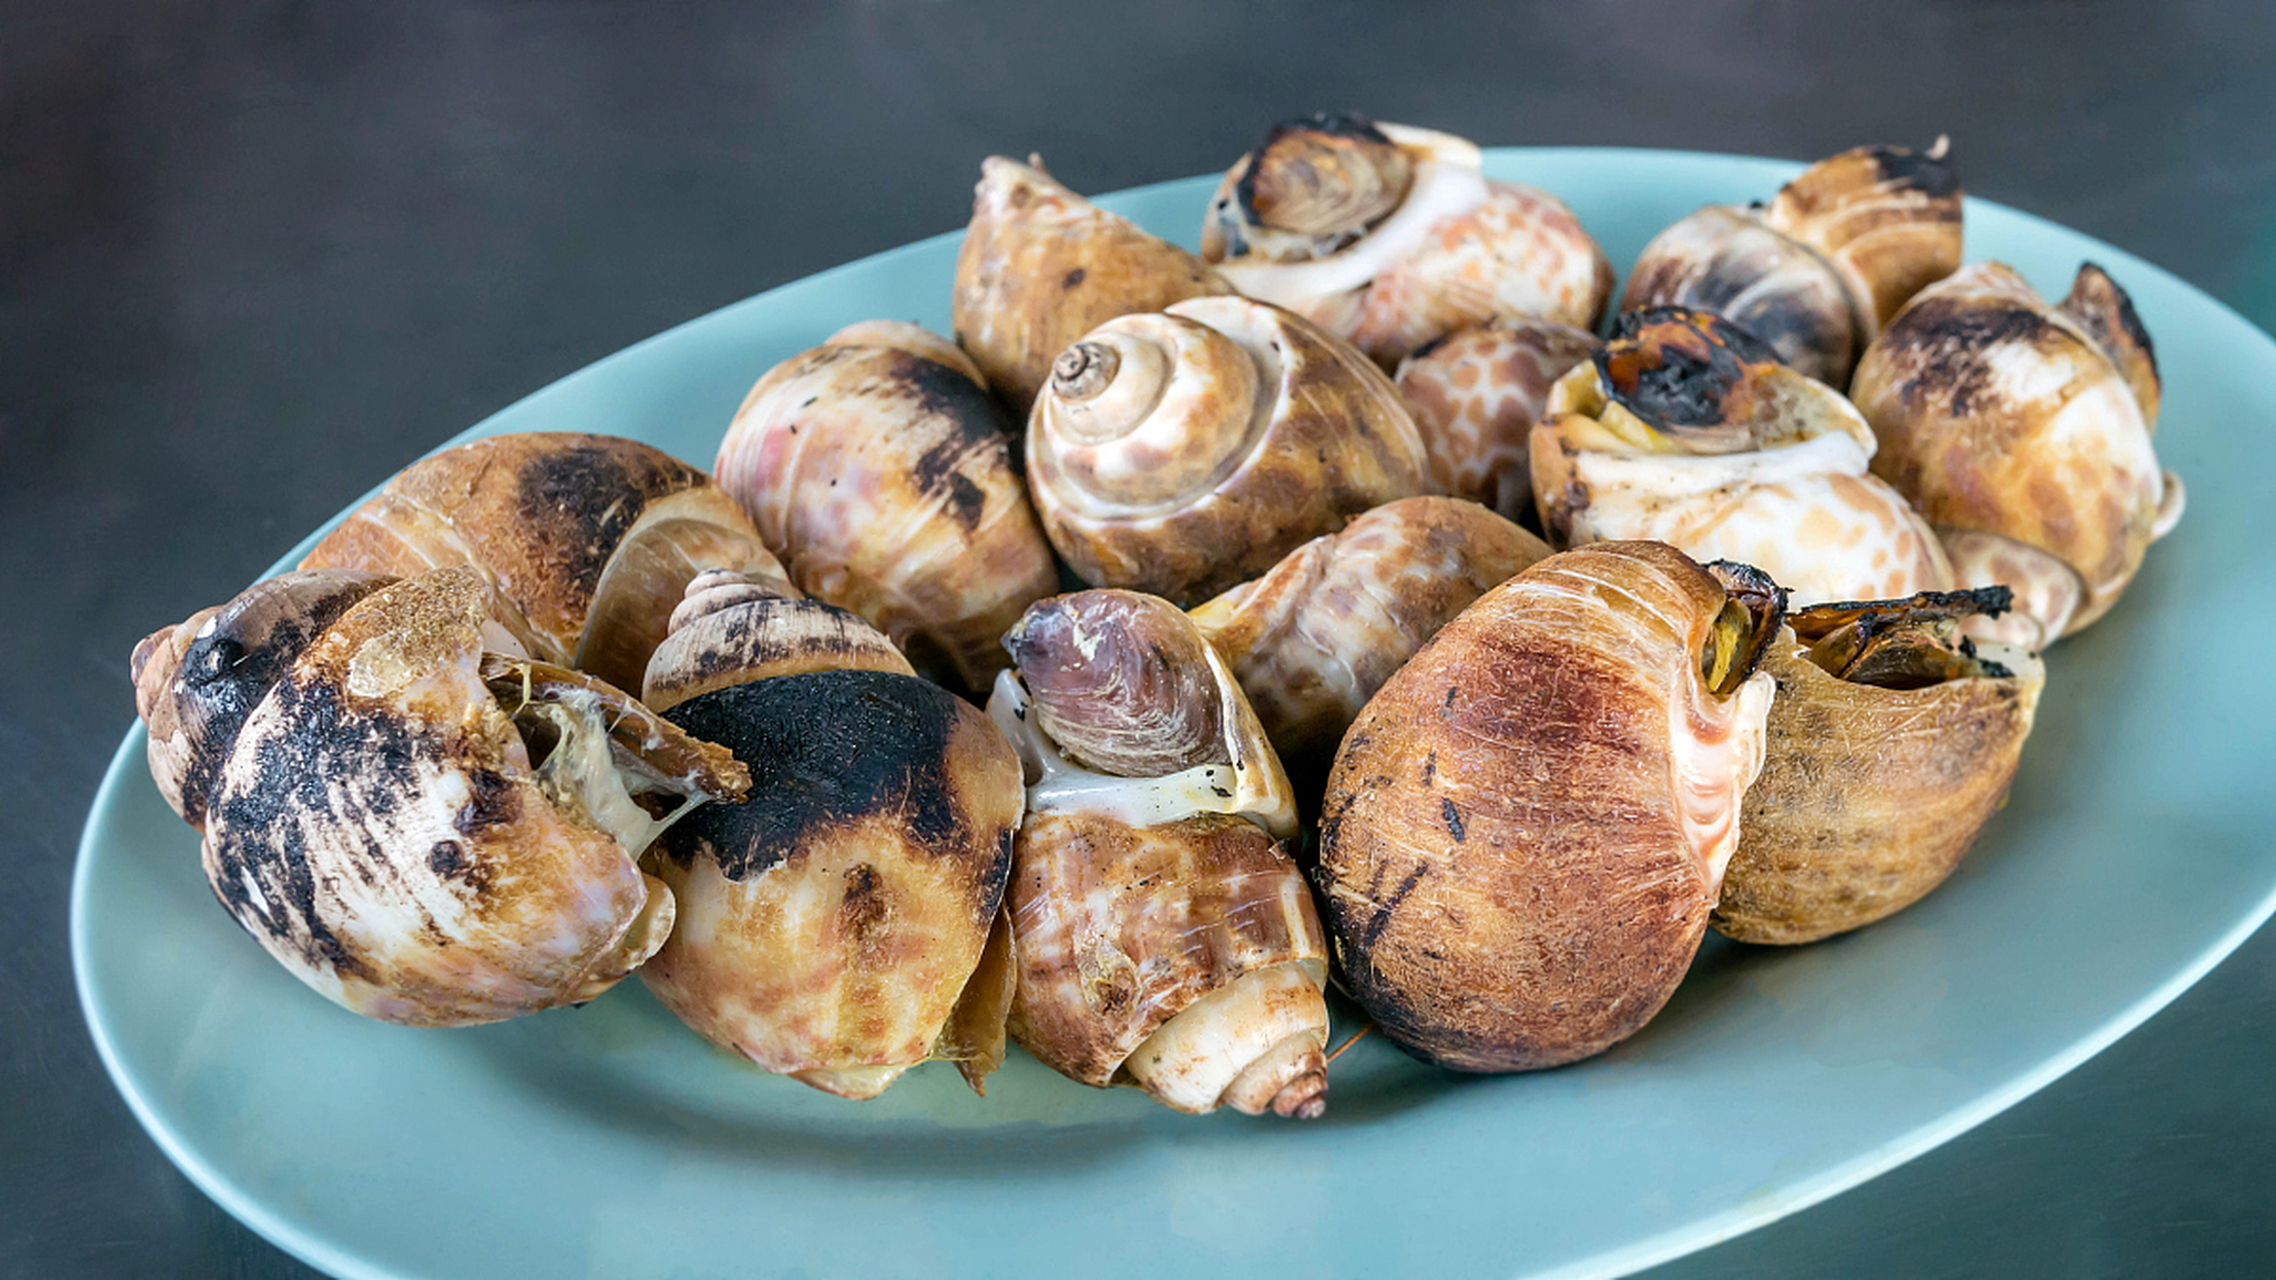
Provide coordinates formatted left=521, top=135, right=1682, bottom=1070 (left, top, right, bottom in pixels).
left=1716, top=589, right=2045, bottom=944
left=1188, top=496, right=1552, bottom=761
left=637, top=571, right=1024, bottom=1099
left=181, top=566, right=747, bottom=1026
left=1027, top=295, right=1432, bottom=604
left=1202, top=115, right=1612, bottom=367
left=953, top=156, right=1233, bottom=416
left=1531, top=308, right=1953, bottom=606
left=1852, top=261, right=2183, bottom=639
left=1393, top=317, right=1602, bottom=521
left=1622, top=142, right=1962, bottom=384
left=301, top=432, right=793, bottom=693
left=714, top=321, right=1059, bottom=693
left=1317, top=544, right=1780, bottom=1071
left=988, top=591, right=1330, bottom=1117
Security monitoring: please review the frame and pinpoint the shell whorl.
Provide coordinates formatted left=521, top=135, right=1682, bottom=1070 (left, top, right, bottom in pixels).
left=1764, top=140, right=1963, bottom=339
left=642, top=568, right=913, bottom=712
left=1033, top=313, right=1262, bottom=511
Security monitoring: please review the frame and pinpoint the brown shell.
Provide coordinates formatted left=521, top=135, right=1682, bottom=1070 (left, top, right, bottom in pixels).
left=132, top=568, right=396, bottom=830
left=1619, top=204, right=1859, bottom=384
left=1006, top=810, right=1326, bottom=1089
left=1393, top=317, right=1602, bottom=521
left=713, top=322, right=1058, bottom=693
left=1188, top=496, right=1552, bottom=760
left=1851, top=262, right=2181, bottom=636
left=1764, top=142, right=1963, bottom=338
left=952, top=156, right=1233, bottom=417
left=1316, top=542, right=1775, bottom=1071
left=643, top=668, right=1023, bottom=1099
left=1716, top=628, right=2044, bottom=945
left=301, top=432, right=792, bottom=692
left=1026, top=295, right=1433, bottom=604
left=641, top=570, right=912, bottom=713
left=198, top=567, right=706, bottom=1027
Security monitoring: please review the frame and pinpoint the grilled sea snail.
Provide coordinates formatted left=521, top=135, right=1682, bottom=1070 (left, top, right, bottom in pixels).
left=1187, top=496, right=1552, bottom=763
left=953, top=156, right=1233, bottom=416
left=1532, top=308, right=1953, bottom=606
left=1026, top=294, right=1433, bottom=604
left=638, top=570, right=1024, bottom=1099
left=1622, top=141, right=1962, bottom=384
left=1318, top=545, right=1781, bottom=1071
left=1392, top=316, right=1602, bottom=523
left=1716, top=588, right=2045, bottom=945
left=1201, top=114, right=1612, bottom=367
left=133, top=566, right=748, bottom=1026
left=988, top=590, right=1332, bottom=1117
left=301, top=432, right=792, bottom=694
left=713, top=321, right=1059, bottom=694
left=1851, top=262, right=2184, bottom=642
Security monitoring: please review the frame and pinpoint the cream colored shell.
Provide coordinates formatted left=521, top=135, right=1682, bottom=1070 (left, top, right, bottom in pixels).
left=1392, top=317, right=1601, bottom=520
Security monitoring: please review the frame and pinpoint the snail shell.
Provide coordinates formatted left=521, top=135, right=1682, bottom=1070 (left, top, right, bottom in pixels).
left=1532, top=308, right=1953, bottom=606
left=952, top=156, right=1233, bottom=417
left=132, top=568, right=397, bottom=830
left=1188, top=496, right=1553, bottom=761
left=1202, top=115, right=1612, bottom=367
left=1623, top=142, right=1962, bottom=384
left=713, top=321, right=1059, bottom=693
left=301, top=432, right=793, bottom=694
left=1851, top=261, right=2184, bottom=639
left=1317, top=544, right=1781, bottom=1071
left=1027, top=295, right=1433, bottom=604
left=1392, top=317, right=1602, bottom=522
left=1716, top=589, right=2045, bottom=945
left=190, top=566, right=748, bottom=1026
left=988, top=591, right=1331, bottom=1117
left=638, top=571, right=1023, bottom=1099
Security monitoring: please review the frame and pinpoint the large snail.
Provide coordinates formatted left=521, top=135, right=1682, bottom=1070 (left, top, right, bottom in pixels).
left=713, top=321, right=1060, bottom=694
left=1200, top=114, right=1613, bottom=367
left=1716, top=588, right=2045, bottom=945
left=1622, top=141, right=1962, bottom=384
left=131, top=566, right=748, bottom=1026
left=1317, top=545, right=1781, bottom=1071
left=1026, top=294, right=1433, bottom=604
left=1187, top=496, right=1552, bottom=764
left=988, top=590, right=1332, bottom=1117
left=638, top=570, right=1024, bottom=1099
left=1851, top=261, right=2184, bottom=642
left=301, top=432, right=793, bottom=694
left=1391, top=316, right=1602, bottom=524
left=953, top=156, right=1233, bottom=417
left=1531, top=308, right=1954, bottom=607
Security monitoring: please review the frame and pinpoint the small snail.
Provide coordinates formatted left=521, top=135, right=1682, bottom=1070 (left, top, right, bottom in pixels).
left=1188, top=496, right=1552, bottom=764
left=1623, top=141, right=1962, bottom=384
left=953, top=156, right=1233, bottom=417
left=134, top=566, right=749, bottom=1026
left=713, top=321, right=1060, bottom=694
left=1391, top=317, right=1601, bottom=525
left=988, top=590, right=1332, bottom=1117
left=638, top=570, right=1024, bottom=1099
left=1851, top=261, right=2184, bottom=642
left=1716, top=588, right=2046, bottom=945
left=1532, top=308, right=1954, bottom=606
left=302, top=432, right=793, bottom=694
left=1026, top=295, right=1433, bottom=604
left=1200, top=114, right=1613, bottom=367
left=1317, top=545, right=1781, bottom=1071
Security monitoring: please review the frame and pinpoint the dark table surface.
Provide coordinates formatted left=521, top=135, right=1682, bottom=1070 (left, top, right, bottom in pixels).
left=7, top=2, right=2274, bottom=1276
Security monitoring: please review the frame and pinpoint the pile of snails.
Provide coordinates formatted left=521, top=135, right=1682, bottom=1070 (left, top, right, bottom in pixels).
left=132, top=115, right=2182, bottom=1116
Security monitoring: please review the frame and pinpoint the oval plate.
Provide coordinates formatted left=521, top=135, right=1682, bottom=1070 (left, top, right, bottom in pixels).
left=74, top=148, right=2273, bottom=1280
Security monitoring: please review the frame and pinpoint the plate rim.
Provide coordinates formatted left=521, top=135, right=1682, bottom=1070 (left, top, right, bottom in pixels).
left=71, top=144, right=2276, bottom=1280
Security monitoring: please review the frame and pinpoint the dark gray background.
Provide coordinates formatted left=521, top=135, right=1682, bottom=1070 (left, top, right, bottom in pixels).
left=6, top=1, right=2273, bottom=1276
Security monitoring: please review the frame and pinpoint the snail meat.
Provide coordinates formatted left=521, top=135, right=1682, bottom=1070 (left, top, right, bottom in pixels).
left=1317, top=545, right=1781, bottom=1071
left=989, top=590, right=1332, bottom=1116
left=714, top=320, right=1059, bottom=694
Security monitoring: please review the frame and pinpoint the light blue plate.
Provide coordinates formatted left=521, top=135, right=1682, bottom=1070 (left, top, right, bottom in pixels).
left=73, top=149, right=2274, bottom=1280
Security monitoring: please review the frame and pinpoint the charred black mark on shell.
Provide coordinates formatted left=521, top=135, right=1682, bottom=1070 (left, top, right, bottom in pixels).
left=659, top=670, right=979, bottom=882
left=1602, top=309, right=1779, bottom=428
left=1234, top=112, right=1391, bottom=230
left=1870, top=146, right=1961, bottom=199
left=454, top=767, right=520, bottom=835
left=513, top=441, right=698, bottom=600
left=1061, top=267, right=1086, bottom=289
left=1420, top=751, right=1437, bottom=786
left=1441, top=798, right=1466, bottom=842
left=1362, top=863, right=1429, bottom=949
left=841, top=863, right=887, bottom=937
left=1883, top=298, right=2045, bottom=417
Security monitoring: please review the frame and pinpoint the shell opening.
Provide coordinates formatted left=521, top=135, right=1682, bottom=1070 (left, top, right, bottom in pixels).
left=1700, top=561, right=1788, bottom=697
left=1787, top=587, right=2022, bottom=689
